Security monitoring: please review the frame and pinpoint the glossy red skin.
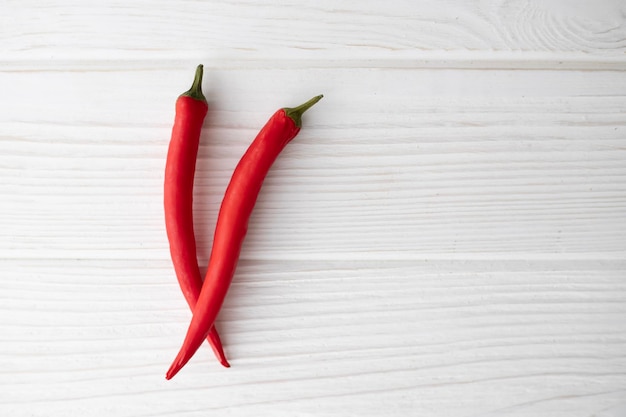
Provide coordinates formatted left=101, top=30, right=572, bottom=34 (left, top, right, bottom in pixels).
left=166, top=109, right=300, bottom=379
left=164, top=95, right=229, bottom=368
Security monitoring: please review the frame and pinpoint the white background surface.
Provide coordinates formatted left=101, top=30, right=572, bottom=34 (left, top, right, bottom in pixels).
left=2, top=1, right=626, bottom=416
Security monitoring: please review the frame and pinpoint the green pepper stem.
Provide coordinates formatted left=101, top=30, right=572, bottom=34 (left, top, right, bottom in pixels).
left=284, top=94, right=323, bottom=128
left=181, top=65, right=207, bottom=102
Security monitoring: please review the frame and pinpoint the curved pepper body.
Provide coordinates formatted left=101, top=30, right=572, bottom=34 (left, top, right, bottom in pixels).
left=166, top=95, right=322, bottom=379
left=164, top=66, right=229, bottom=368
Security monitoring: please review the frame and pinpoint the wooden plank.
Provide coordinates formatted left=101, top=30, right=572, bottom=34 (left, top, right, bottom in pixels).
left=2, top=0, right=625, bottom=69
left=1, top=259, right=624, bottom=416
left=0, top=68, right=624, bottom=260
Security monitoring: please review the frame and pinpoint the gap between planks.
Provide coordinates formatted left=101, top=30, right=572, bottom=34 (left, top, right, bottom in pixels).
left=1, top=54, right=626, bottom=72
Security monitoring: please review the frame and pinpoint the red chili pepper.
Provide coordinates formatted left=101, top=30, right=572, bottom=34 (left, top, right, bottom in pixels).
left=164, top=65, right=230, bottom=368
left=166, top=94, right=323, bottom=379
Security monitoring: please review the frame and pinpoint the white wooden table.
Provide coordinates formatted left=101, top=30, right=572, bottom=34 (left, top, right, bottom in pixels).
left=2, top=1, right=626, bottom=416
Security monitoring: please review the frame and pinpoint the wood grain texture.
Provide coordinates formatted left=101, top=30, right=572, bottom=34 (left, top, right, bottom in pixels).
left=1, top=0, right=626, bottom=416
left=2, top=0, right=626, bottom=69
left=1, top=259, right=625, bottom=416
left=0, top=68, right=625, bottom=260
